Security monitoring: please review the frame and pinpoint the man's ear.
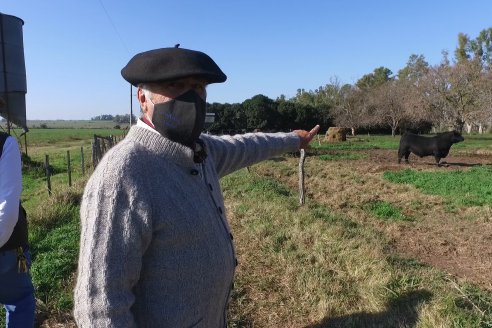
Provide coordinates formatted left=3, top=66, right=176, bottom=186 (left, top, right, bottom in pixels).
left=137, top=88, right=148, bottom=112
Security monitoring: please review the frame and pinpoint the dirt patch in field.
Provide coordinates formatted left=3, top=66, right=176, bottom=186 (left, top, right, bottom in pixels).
left=365, top=149, right=492, bottom=291
left=260, top=148, right=492, bottom=291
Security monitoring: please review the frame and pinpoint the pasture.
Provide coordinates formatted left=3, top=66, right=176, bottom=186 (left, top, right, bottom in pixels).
left=2, top=128, right=492, bottom=327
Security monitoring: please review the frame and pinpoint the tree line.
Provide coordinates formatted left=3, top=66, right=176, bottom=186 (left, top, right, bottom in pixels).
left=91, top=114, right=137, bottom=124
left=97, top=27, right=492, bottom=136
left=209, top=27, right=492, bottom=136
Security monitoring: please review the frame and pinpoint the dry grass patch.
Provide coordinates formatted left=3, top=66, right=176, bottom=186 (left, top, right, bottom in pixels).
left=222, top=168, right=444, bottom=327
left=222, top=154, right=492, bottom=327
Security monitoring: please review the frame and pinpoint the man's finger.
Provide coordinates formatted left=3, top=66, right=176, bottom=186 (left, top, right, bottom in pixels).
left=309, top=125, right=320, bottom=137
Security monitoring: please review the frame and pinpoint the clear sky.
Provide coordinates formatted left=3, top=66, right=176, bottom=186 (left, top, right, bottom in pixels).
left=2, top=0, right=492, bottom=120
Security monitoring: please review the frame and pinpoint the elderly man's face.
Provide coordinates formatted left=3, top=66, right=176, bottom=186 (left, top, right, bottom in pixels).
left=139, top=76, right=208, bottom=119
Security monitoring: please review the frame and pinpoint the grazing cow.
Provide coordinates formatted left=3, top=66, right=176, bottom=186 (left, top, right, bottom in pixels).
left=398, top=131, right=464, bottom=165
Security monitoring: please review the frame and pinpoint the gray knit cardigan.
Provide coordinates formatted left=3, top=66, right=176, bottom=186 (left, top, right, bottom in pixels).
left=74, top=126, right=299, bottom=328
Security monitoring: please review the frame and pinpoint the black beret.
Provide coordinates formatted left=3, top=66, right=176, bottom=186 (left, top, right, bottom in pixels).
left=121, top=47, right=227, bottom=86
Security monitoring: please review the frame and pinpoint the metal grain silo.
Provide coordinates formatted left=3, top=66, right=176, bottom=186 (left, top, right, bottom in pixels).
left=0, top=12, right=27, bottom=132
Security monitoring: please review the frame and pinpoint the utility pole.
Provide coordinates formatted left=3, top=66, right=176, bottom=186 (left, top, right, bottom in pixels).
left=129, top=84, right=133, bottom=126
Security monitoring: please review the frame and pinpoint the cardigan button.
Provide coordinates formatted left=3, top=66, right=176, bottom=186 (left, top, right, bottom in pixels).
left=208, top=183, right=213, bottom=191
left=229, top=233, right=234, bottom=240
left=218, top=207, right=223, bottom=214
left=190, top=169, right=199, bottom=176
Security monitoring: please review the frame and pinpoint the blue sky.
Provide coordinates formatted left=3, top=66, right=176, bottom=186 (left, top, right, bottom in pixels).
left=2, top=1, right=492, bottom=120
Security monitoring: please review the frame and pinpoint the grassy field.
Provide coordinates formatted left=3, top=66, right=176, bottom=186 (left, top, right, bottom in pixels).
left=1, top=119, right=130, bottom=130
left=2, top=129, right=492, bottom=327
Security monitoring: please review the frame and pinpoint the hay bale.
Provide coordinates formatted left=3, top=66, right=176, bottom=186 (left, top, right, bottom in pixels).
left=325, top=127, right=348, bottom=142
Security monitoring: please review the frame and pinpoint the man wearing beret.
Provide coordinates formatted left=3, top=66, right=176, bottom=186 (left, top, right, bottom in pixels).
left=74, top=46, right=319, bottom=328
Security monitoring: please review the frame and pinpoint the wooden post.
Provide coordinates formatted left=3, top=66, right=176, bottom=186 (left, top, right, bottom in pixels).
left=45, top=154, right=52, bottom=196
left=24, top=133, right=28, bottom=157
left=67, top=150, right=72, bottom=187
left=298, top=149, right=306, bottom=205
left=92, top=138, right=97, bottom=169
left=81, top=146, right=85, bottom=175
left=93, top=135, right=98, bottom=168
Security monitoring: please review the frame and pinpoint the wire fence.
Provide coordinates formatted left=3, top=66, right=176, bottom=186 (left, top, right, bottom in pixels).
left=25, top=134, right=124, bottom=196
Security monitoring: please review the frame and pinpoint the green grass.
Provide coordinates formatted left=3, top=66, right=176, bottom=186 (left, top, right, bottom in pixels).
left=366, top=200, right=413, bottom=222
left=313, top=135, right=400, bottom=151
left=30, top=206, right=80, bottom=311
left=384, top=166, right=492, bottom=208
left=452, top=133, right=492, bottom=151
left=2, top=119, right=130, bottom=130
left=312, top=132, right=492, bottom=154
left=23, top=128, right=126, bottom=148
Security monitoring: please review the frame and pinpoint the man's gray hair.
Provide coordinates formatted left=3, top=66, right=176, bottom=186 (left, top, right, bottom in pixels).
left=138, top=83, right=153, bottom=101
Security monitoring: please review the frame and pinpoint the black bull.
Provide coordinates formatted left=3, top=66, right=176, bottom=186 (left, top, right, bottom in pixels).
left=398, top=131, right=464, bottom=165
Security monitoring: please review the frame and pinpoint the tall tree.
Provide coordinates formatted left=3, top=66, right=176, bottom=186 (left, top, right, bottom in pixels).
left=368, top=80, right=412, bottom=136
left=398, top=54, right=430, bottom=82
left=455, top=33, right=471, bottom=64
left=356, top=67, right=393, bottom=90
left=454, top=27, right=492, bottom=69
left=420, top=59, right=483, bottom=132
left=243, top=94, right=277, bottom=130
left=208, top=103, right=246, bottom=133
left=331, top=84, right=367, bottom=135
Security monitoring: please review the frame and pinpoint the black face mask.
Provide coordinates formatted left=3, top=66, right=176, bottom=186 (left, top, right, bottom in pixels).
left=150, top=90, right=206, bottom=148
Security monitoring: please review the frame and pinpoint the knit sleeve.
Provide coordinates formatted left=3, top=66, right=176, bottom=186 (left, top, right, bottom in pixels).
left=202, top=132, right=300, bottom=178
left=74, top=155, right=153, bottom=328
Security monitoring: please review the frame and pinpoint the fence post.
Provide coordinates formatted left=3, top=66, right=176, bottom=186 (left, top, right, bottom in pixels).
left=92, top=138, right=97, bottom=169
left=45, top=154, right=52, bottom=196
left=298, top=149, right=306, bottom=205
left=81, top=146, right=85, bottom=175
left=67, top=150, right=72, bottom=187
left=24, top=134, right=28, bottom=157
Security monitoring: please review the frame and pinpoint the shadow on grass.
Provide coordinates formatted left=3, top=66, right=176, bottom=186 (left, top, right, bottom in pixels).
left=438, top=162, right=485, bottom=167
left=402, top=161, right=485, bottom=167
left=305, top=290, right=433, bottom=328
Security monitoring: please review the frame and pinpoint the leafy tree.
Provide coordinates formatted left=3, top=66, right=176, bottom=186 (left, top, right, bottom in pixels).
left=208, top=102, right=246, bottom=133
left=398, top=54, right=430, bottom=82
left=276, top=100, right=298, bottom=130
left=113, top=114, right=137, bottom=124
left=91, top=114, right=114, bottom=121
left=292, top=88, right=317, bottom=108
left=455, top=33, right=471, bottom=63
left=242, top=94, right=277, bottom=130
left=291, top=78, right=341, bottom=109
left=356, top=67, right=393, bottom=90
left=454, top=27, right=492, bottom=69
